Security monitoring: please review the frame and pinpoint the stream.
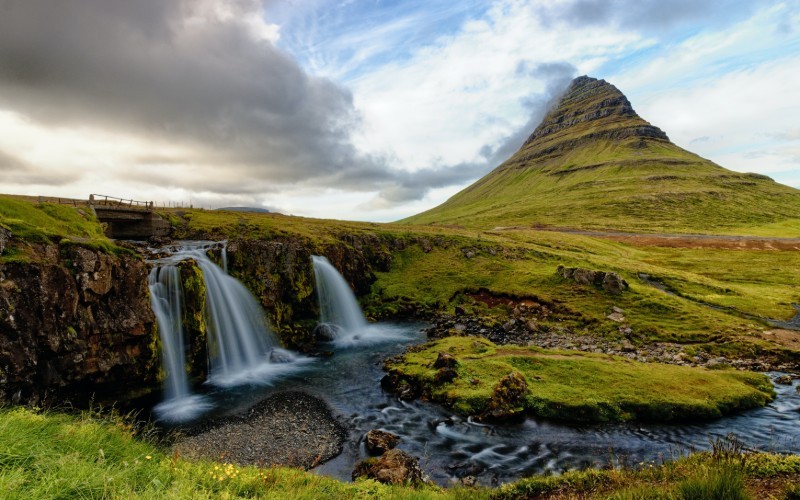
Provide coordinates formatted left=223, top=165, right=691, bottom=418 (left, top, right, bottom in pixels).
left=163, top=322, right=800, bottom=486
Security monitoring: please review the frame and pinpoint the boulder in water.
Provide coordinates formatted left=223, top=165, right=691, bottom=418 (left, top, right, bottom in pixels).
left=269, top=348, right=295, bottom=364
left=313, top=323, right=343, bottom=342
left=364, top=429, right=401, bottom=456
left=352, top=449, right=428, bottom=485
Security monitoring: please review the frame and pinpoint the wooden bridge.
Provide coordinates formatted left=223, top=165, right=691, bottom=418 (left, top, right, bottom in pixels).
left=89, top=194, right=170, bottom=240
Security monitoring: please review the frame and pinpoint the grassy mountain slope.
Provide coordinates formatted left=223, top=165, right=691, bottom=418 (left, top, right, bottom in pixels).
left=404, top=76, right=800, bottom=235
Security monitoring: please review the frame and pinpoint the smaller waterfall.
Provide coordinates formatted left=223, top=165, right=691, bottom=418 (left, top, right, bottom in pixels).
left=312, top=255, right=408, bottom=346
left=312, top=256, right=368, bottom=333
left=149, top=265, right=210, bottom=422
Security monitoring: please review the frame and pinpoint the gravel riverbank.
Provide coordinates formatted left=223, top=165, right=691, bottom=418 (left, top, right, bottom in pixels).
left=173, top=391, right=345, bottom=469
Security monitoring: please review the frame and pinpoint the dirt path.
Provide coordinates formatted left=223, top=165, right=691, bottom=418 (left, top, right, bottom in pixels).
left=535, top=227, right=800, bottom=250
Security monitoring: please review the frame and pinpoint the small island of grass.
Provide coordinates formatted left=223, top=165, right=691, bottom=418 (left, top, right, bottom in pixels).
left=384, top=336, right=776, bottom=423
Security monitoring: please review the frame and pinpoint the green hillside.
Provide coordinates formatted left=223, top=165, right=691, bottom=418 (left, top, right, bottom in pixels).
left=404, top=76, right=800, bottom=235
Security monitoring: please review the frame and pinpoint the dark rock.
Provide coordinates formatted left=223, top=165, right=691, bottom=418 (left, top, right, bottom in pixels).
left=364, top=429, right=401, bottom=456
left=312, top=323, right=342, bottom=342
left=454, top=305, right=466, bottom=316
left=0, top=227, right=9, bottom=255
left=434, top=367, right=458, bottom=383
left=269, top=348, right=294, bottom=363
left=433, top=352, right=459, bottom=369
left=557, top=265, right=628, bottom=294
left=480, top=371, right=529, bottom=421
left=0, top=244, right=157, bottom=404
left=774, top=375, right=793, bottom=385
left=352, top=449, right=428, bottom=485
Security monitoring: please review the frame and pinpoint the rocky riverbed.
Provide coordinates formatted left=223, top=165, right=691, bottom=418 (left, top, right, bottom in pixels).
left=425, top=310, right=800, bottom=373
left=172, top=391, right=345, bottom=469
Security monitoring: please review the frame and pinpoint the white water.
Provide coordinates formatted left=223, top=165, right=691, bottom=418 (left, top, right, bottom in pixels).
left=312, top=255, right=407, bottom=346
left=149, top=241, right=311, bottom=420
left=148, top=265, right=211, bottom=422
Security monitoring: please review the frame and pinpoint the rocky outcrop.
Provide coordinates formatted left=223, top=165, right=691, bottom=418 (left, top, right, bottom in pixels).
left=210, top=234, right=402, bottom=348
left=557, top=265, right=629, bottom=294
left=0, top=244, right=158, bottom=404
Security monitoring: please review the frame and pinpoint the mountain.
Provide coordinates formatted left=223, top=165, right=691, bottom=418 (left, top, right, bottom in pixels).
left=404, top=76, right=800, bottom=234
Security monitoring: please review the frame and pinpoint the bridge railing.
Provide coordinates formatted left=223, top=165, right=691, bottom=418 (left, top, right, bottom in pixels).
left=89, top=194, right=153, bottom=209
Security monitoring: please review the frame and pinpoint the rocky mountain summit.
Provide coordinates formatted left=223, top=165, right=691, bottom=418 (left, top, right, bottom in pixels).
left=405, top=76, right=800, bottom=233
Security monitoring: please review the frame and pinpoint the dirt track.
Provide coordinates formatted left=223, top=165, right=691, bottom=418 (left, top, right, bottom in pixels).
left=539, top=228, right=800, bottom=250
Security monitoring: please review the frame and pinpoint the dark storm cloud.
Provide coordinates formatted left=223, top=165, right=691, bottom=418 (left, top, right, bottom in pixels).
left=0, top=0, right=575, bottom=207
left=369, top=62, right=576, bottom=205
left=0, top=0, right=383, bottom=189
left=540, top=0, right=758, bottom=32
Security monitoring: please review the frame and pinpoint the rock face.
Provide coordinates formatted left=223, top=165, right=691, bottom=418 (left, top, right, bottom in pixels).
left=0, top=244, right=158, bottom=404
left=198, top=234, right=403, bottom=348
left=352, top=449, right=427, bottom=485
left=557, top=265, right=629, bottom=294
left=521, top=75, right=669, bottom=153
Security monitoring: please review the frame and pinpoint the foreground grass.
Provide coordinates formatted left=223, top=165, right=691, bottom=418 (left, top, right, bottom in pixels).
left=385, top=337, right=775, bottom=422
left=0, top=406, right=450, bottom=499
left=2, top=407, right=799, bottom=499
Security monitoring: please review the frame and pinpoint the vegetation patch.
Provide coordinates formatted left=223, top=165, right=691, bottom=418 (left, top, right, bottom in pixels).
left=384, top=336, right=775, bottom=423
left=0, top=195, right=118, bottom=261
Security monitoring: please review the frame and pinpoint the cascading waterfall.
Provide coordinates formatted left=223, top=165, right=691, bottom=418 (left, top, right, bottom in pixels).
left=312, top=255, right=368, bottom=333
left=149, top=264, right=210, bottom=422
left=149, top=241, right=310, bottom=421
left=312, top=255, right=408, bottom=346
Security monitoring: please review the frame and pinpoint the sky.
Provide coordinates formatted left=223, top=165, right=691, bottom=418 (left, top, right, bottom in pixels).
left=0, top=0, right=798, bottom=221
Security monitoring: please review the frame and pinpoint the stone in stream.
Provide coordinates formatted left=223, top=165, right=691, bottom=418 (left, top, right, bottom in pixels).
left=352, top=449, right=428, bottom=485
left=364, top=429, right=401, bottom=456
left=313, top=323, right=343, bottom=342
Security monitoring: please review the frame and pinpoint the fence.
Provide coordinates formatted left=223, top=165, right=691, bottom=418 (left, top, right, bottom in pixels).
left=89, top=194, right=153, bottom=209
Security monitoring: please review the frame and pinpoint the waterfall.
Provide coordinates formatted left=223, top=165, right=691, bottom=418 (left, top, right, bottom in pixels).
left=312, top=255, right=368, bottom=333
left=148, top=241, right=311, bottom=420
left=149, top=264, right=210, bottom=422
left=312, top=255, right=408, bottom=347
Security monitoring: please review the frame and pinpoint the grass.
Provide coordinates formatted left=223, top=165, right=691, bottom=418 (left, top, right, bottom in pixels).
left=2, top=407, right=798, bottom=499
left=0, top=406, right=453, bottom=499
left=385, top=336, right=775, bottom=422
left=368, top=234, right=800, bottom=360
left=0, top=195, right=117, bottom=261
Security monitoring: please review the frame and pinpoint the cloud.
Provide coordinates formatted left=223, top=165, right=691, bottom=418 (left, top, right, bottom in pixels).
left=0, top=148, right=80, bottom=186
left=540, top=0, right=758, bottom=33
left=0, top=0, right=432, bottom=202
left=366, top=62, right=577, bottom=206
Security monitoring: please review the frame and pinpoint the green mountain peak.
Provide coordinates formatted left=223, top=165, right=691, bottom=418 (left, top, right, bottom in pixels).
left=404, top=75, right=800, bottom=235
